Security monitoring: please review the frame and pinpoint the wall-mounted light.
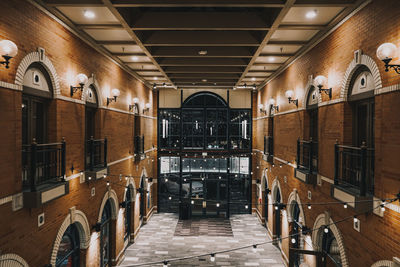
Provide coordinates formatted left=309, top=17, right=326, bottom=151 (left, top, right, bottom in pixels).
left=143, top=102, right=151, bottom=113
left=376, top=42, right=400, bottom=74
left=258, top=104, right=267, bottom=115
left=285, top=90, right=298, bottom=107
left=269, top=98, right=279, bottom=112
left=0, top=40, right=18, bottom=69
left=129, top=97, right=139, bottom=111
left=314, top=75, right=332, bottom=99
left=107, top=88, right=120, bottom=106
left=70, top=73, right=88, bottom=97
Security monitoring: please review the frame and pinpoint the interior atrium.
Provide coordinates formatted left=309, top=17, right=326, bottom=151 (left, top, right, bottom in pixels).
left=0, top=0, right=399, bottom=266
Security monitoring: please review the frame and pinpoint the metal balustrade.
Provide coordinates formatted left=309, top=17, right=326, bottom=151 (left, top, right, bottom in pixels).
left=334, top=143, right=374, bottom=196
left=22, top=139, right=66, bottom=191
left=86, top=137, right=107, bottom=171
left=296, top=139, right=318, bottom=173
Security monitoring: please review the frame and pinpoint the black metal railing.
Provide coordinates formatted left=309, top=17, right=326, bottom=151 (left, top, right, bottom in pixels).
left=296, top=139, right=318, bottom=173
left=22, top=139, right=66, bottom=191
left=86, top=137, right=107, bottom=171
left=334, top=142, right=374, bottom=196
left=264, top=136, right=273, bottom=156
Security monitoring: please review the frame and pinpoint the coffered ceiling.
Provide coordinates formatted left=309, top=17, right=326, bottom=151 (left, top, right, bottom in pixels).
left=34, top=0, right=367, bottom=90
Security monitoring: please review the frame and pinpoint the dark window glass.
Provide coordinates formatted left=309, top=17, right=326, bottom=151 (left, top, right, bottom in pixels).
left=56, top=224, right=80, bottom=267
left=101, top=200, right=112, bottom=267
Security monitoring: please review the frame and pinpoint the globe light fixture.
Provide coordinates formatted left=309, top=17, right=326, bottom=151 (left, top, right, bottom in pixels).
left=0, top=40, right=18, bottom=69
left=70, top=73, right=88, bottom=97
left=314, top=75, right=332, bottom=99
left=107, top=88, right=120, bottom=105
left=376, top=42, right=400, bottom=74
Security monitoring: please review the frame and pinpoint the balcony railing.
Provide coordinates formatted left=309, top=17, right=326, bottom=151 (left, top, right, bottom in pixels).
left=86, top=137, right=107, bottom=171
left=264, top=136, right=273, bottom=156
left=334, top=143, right=374, bottom=196
left=22, top=139, right=66, bottom=191
left=296, top=139, right=318, bottom=173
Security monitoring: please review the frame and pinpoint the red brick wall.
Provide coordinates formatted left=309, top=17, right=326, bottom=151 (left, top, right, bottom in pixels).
left=0, top=0, right=158, bottom=266
left=253, top=0, right=400, bottom=266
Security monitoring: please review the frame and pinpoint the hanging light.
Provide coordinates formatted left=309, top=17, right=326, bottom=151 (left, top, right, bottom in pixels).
left=343, top=202, right=348, bottom=209
left=168, top=196, right=172, bottom=200
left=380, top=204, right=386, bottom=212
left=0, top=40, right=18, bottom=69
left=106, top=181, right=110, bottom=186
left=163, top=261, right=168, bottom=267
left=353, top=216, right=358, bottom=223
left=291, top=238, right=296, bottom=244
left=307, top=204, right=311, bottom=210
left=324, top=226, right=329, bottom=234
left=252, top=244, right=257, bottom=253
left=210, top=254, right=215, bottom=262
left=216, top=203, right=220, bottom=207
left=376, top=43, right=400, bottom=74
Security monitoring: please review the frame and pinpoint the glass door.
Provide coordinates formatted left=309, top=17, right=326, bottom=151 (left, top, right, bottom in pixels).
left=191, top=175, right=205, bottom=216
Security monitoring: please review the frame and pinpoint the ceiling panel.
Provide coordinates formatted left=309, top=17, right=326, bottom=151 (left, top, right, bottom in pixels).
left=270, top=29, right=318, bottom=41
left=83, top=29, right=133, bottom=41
left=282, top=7, right=344, bottom=25
left=38, top=0, right=366, bottom=90
left=57, top=7, right=119, bottom=24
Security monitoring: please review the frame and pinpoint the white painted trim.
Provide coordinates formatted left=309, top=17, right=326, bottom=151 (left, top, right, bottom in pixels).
left=0, top=254, right=29, bottom=267
left=0, top=81, right=22, bottom=91
left=371, top=260, right=395, bottom=267
left=287, top=189, right=306, bottom=225
left=109, top=155, right=134, bottom=167
left=319, top=174, right=334, bottom=184
left=0, top=195, right=12, bottom=206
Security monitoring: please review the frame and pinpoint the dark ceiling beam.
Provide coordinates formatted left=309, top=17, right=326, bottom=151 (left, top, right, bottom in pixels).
left=157, top=58, right=249, bottom=66
left=172, top=78, right=238, bottom=83
left=293, top=0, right=356, bottom=7
left=139, top=31, right=264, bottom=46
left=101, top=0, right=174, bottom=87
left=278, top=24, right=326, bottom=30
left=235, top=0, right=297, bottom=86
left=164, top=66, right=245, bottom=73
left=111, top=0, right=285, bottom=7
left=43, top=0, right=104, bottom=6
left=169, top=73, right=241, bottom=79
left=112, top=52, right=147, bottom=56
left=76, top=24, right=124, bottom=29
left=259, top=53, right=295, bottom=57
left=125, top=12, right=272, bottom=30
left=149, top=46, right=255, bottom=58
left=96, top=40, right=137, bottom=45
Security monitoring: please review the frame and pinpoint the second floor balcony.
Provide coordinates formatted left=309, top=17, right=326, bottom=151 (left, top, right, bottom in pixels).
left=295, top=139, right=318, bottom=184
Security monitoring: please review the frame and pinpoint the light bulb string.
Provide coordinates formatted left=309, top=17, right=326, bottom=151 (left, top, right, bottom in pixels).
left=118, top=196, right=399, bottom=267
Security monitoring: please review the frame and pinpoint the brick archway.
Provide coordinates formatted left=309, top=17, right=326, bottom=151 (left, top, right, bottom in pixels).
left=286, top=189, right=306, bottom=225
left=15, top=48, right=61, bottom=97
left=340, top=51, right=382, bottom=100
left=371, top=260, right=396, bottom=267
left=98, top=189, right=119, bottom=222
left=0, top=253, right=29, bottom=267
left=50, top=207, right=91, bottom=266
left=312, top=213, right=349, bottom=267
left=81, top=74, right=104, bottom=107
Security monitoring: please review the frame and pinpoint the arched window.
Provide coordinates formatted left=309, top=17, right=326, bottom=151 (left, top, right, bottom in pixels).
left=274, top=187, right=281, bottom=240
left=124, top=187, right=132, bottom=241
left=292, top=202, right=301, bottom=267
left=100, top=200, right=112, bottom=267
left=140, top=177, right=145, bottom=220
left=320, top=228, right=342, bottom=267
left=56, top=224, right=80, bottom=267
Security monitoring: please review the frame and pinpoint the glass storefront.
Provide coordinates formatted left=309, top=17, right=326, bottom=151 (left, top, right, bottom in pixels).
left=158, top=156, right=251, bottom=217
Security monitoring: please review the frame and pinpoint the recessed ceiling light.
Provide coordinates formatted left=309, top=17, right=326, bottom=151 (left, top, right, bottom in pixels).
left=202, top=79, right=207, bottom=82
left=198, top=50, right=208, bottom=55
left=251, top=77, right=256, bottom=81
left=131, top=56, right=139, bottom=61
left=154, top=77, right=158, bottom=80
left=268, top=57, right=275, bottom=62
left=83, top=10, right=95, bottom=19
left=305, top=10, right=318, bottom=19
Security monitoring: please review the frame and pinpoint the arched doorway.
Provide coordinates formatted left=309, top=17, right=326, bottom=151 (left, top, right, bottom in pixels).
left=263, top=170, right=269, bottom=224
left=140, top=176, right=145, bottom=220
left=274, top=187, right=282, bottom=242
left=55, top=224, right=80, bottom=267
left=291, top=202, right=301, bottom=267
left=319, top=228, right=342, bottom=267
left=124, top=186, right=132, bottom=241
left=100, top=200, right=112, bottom=267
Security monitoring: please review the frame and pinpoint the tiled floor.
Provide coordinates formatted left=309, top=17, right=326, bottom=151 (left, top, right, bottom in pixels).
left=120, top=213, right=285, bottom=267
left=174, top=218, right=233, bottom=236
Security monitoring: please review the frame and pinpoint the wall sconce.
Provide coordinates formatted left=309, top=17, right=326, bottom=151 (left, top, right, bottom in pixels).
left=376, top=42, right=400, bottom=74
left=314, top=75, right=332, bottom=99
left=269, top=98, right=279, bottom=112
left=107, top=88, right=120, bottom=106
left=0, top=40, right=18, bottom=69
left=285, top=90, right=298, bottom=107
left=258, top=104, right=267, bottom=115
left=129, top=97, right=139, bottom=111
left=143, top=102, right=151, bottom=113
left=70, top=73, right=88, bottom=97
